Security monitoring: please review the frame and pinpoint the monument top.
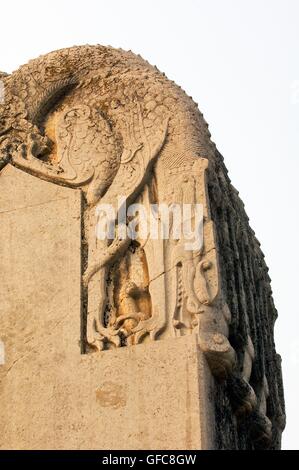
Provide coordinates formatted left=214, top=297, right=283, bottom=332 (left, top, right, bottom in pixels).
left=0, top=45, right=285, bottom=449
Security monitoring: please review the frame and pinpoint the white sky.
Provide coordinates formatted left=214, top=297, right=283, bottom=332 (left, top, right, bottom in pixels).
left=0, top=0, right=298, bottom=450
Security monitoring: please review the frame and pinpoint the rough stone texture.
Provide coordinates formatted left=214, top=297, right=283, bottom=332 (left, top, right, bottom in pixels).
left=0, top=45, right=285, bottom=449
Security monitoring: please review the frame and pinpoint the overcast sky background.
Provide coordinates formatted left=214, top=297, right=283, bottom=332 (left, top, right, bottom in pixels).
left=0, top=0, right=298, bottom=450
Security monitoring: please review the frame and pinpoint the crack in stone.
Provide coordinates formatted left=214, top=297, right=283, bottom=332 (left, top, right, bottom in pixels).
left=147, top=247, right=216, bottom=287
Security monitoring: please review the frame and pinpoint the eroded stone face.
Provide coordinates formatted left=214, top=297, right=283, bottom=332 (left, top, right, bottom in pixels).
left=0, top=45, right=285, bottom=449
left=0, top=165, right=82, bottom=448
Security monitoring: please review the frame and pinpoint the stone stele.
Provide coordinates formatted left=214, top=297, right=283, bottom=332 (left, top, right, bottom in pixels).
left=0, top=45, right=285, bottom=450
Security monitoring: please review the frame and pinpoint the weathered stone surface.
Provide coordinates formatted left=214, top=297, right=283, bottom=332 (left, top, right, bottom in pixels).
left=0, top=45, right=285, bottom=449
left=1, top=326, right=214, bottom=449
left=0, top=164, right=82, bottom=448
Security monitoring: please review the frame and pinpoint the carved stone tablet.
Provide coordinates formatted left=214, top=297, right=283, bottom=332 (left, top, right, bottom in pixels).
left=0, top=45, right=285, bottom=449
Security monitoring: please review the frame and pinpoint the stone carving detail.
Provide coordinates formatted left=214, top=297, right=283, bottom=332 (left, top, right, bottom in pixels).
left=84, top=106, right=169, bottom=351
left=0, top=45, right=284, bottom=449
left=0, top=46, right=226, bottom=356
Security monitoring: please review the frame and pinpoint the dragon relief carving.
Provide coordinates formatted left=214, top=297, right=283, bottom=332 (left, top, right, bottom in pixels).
left=0, top=45, right=234, bottom=369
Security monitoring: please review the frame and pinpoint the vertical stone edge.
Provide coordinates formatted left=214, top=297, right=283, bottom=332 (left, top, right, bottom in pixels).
left=69, top=188, right=83, bottom=358
left=195, top=335, right=216, bottom=450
